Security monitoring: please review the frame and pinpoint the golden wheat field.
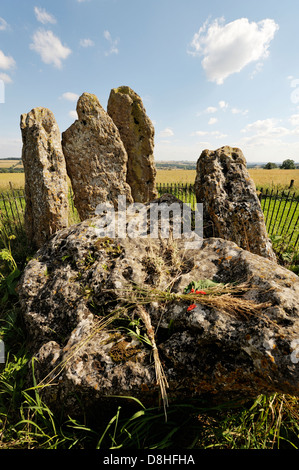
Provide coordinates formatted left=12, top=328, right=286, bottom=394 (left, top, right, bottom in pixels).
left=156, top=168, right=299, bottom=189
left=0, top=160, right=23, bottom=168
left=0, top=167, right=298, bottom=191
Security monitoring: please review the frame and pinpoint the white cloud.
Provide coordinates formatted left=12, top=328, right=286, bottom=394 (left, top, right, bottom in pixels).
left=69, top=110, right=78, bottom=120
left=205, top=106, right=217, bottom=114
left=208, top=117, right=218, bottom=125
left=34, top=7, right=56, bottom=24
left=0, top=50, right=15, bottom=70
left=211, top=131, right=228, bottom=139
left=241, top=118, right=290, bottom=137
left=188, top=17, right=279, bottom=84
left=61, top=92, right=79, bottom=102
left=192, top=130, right=227, bottom=140
left=219, top=100, right=228, bottom=109
left=0, top=17, right=8, bottom=31
left=80, top=38, right=95, bottom=47
left=159, top=128, right=174, bottom=138
left=104, top=30, right=119, bottom=55
left=239, top=118, right=299, bottom=154
left=289, top=114, right=299, bottom=127
left=193, top=130, right=209, bottom=136
left=30, top=29, right=72, bottom=68
left=231, top=107, right=248, bottom=115
left=0, top=72, right=12, bottom=84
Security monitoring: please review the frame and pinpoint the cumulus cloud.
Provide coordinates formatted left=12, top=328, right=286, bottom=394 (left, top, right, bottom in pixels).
left=0, top=72, right=12, bottom=84
left=241, top=118, right=290, bottom=137
left=193, top=130, right=227, bottom=140
left=80, top=38, right=95, bottom=47
left=34, top=7, right=57, bottom=24
left=30, top=29, right=72, bottom=68
left=159, top=128, right=174, bottom=138
left=205, top=106, right=217, bottom=114
left=188, top=17, right=279, bottom=84
left=104, top=30, right=119, bottom=55
left=208, top=117, right=218, bottom=125
left=0, top=50, right=15, bottom=70
left=69, top=110, right=78, bottom=120
left=231, top=107, right=248, bottom=115
left=239, top=118, right=299, bottom=151
left=61, top=92, right=79, bottom=102
left=219, top=100, right=228, bottom=109
left=289, top=114, right=299, bottom=127
left=0, top=17, right=8, bottom=31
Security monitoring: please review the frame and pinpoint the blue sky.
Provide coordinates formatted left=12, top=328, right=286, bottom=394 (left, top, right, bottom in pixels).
left=1, top=0, right=299, bottom=163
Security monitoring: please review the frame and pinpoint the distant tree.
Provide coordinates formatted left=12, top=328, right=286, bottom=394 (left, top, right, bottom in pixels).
left=264, top=162, right=278, bottom=169
left=280, top=159, right=296, bottom=169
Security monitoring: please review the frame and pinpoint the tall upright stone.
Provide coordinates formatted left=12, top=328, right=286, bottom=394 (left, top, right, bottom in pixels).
left=62, top=93, right=133, bottom=221
left=107, top=86, right=158, bottom=203
left=194, top=146, right=276, bottom=261
left=20, top=107, right=69, bottom=248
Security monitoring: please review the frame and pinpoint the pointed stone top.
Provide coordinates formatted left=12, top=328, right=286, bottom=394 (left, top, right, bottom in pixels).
left=20, top=107, right=57, bottom=134
left=76, top=92, right=105, bottom=121
left=201, top=146, right=247, bottom=166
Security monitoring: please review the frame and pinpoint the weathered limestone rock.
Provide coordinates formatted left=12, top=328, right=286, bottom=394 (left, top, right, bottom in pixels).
left=62, top=92, right=133, bottom=221
left=195, top=146, right=276, bottom=261
left=17, top=196, right=299, bottom=418
left=20, top=107, right=69, bottom=248
left=107, top=86, right=158, bottom=203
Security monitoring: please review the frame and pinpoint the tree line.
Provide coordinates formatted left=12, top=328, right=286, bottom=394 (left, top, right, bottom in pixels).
left=264, top=159, right=298, bottom=169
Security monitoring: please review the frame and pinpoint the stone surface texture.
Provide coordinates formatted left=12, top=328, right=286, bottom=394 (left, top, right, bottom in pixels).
left=17, top=196, right=299, bottom=418
left=194, top=146, right=276, bottom=261
left=20, top=107, right=69, bottom=248
left=62, top=92, right=133, bottom=221
left=107, top=86, right=158, bottom=203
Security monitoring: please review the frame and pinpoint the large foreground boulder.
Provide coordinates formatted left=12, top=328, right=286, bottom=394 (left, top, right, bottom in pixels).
left=107, top=86, right=158, bottom=203
left=18, top=196, right=299, bottom=418
left=62, top=93, right=133, bottom=221
left=195, top=146, right=276, bottom=262
left=20, top=107, right=69, bottom=248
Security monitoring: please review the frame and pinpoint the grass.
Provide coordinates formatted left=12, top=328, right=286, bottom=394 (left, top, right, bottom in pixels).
left=1, top=217, right=299, bottom=449
left=0, top=168, right=299, bottom=449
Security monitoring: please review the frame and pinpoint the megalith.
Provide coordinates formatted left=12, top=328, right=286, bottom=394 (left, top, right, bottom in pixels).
left=107, top=86, right=158, bottom=203
left=62, top=92, right=133, bottom=221
left=20, top=107, right=69, bottom=248
left=194, top=146, right=276, bottom=261
left=17, top=197, right=299, bottom=417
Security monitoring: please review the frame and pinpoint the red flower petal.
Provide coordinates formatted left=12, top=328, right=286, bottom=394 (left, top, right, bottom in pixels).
left=190, top=288, right=195, bottom=293
left=187, top=304, right=196, bottom=312
left=195, top=290, right=207, bottom=295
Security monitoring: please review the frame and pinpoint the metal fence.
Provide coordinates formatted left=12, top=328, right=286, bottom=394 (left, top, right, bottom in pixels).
left=1, top=184, right=299, bottom=249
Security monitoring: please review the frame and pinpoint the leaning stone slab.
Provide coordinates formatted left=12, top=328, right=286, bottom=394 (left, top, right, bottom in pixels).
left=62, top=92, right=133, bottom=221
left=17, top=196, right=299, bottom=419
left=20, top=107, right=69, bottom=248
left=107, top=86, right=158, bottom=203
left=194, top=146, right=276, bottom=261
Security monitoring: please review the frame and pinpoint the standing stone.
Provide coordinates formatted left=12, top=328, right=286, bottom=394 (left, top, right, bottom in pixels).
left=20, top=107, right=69, bottom=249
left=62, top=93, right=133, bottom=221
left=195, top=146, right=276, bottom=261
left=107, top=86, right=158, bottom=203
